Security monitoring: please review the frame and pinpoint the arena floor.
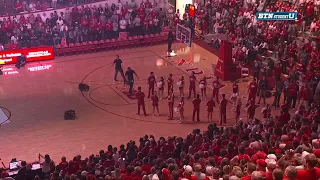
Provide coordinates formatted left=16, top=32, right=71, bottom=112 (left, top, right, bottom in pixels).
left=0, top=43, right=276, bottom=165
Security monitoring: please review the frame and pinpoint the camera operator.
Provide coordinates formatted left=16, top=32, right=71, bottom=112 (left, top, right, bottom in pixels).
left=15, top=54, right=26, bottom=69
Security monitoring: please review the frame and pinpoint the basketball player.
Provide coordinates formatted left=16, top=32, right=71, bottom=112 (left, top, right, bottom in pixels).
left=219, top=94, right=227, bottom=125
left=167, top=74, right=174, bottom=96
left=167, top=89, right=174, bottom=120
left=192, top=94, right=201, bottom=122
left=113, top=55, right=126, bottom=82
left=188, top=71, right=196, bottom=99
left=125, top=67, right=139, bottom=96
left=135, top=87, right=147, bottom=116
left=147, top=72, right=156, bottom=98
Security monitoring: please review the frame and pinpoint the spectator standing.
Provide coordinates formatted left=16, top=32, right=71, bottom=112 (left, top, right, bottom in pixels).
left=258, top=76, right=269, bottom=105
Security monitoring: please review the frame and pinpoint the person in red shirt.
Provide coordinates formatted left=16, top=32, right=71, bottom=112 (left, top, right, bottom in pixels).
left=199, top=76, right=207, bottom=100
left=151, top=92, right=159, bottom=116
left=212, top=77, right=220, bottom=103
left=219, top=94, right=227, bottom=125
left=299, top=84, right=311, bottom=110
left=241, top=163, right=257, bottom=180
left=188, top=71, right=196, bottom=99
left=167, top=73, right=174, bottom=96
left=147, top=72, right=156, bottom=98
left=296, top=154, right=320, bottom=180
left=177, top=97, right=185, bottom=123
left=206, top=98, right=215, bottom=122
left=105, top=19, right=113, bottom=39
left=192, top=94, right=201, bottom=122
left=287, top=80, right=299, bottom=109
left=135, top=87, right=147, bottom=116
left=247, top=79, right=258, bottom=105
left=167, top=89, right=174, bottom=120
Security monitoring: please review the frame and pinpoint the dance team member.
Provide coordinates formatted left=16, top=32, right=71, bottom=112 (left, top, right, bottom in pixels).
left=188, top=71, right=196, bottom=99
left=167, top=73, right=174, bottom=96
left=199, top=76, right=207, bottom=100
left=247, top=79, right=258, bottom=105
left=177, top=97, right=185, bottom=123
left=135, top=87, right=147, bottom=116
left=167, top=89, right=174, bottom=120
left=158, top=77, right=165, bottom=99
left=206, top=97, right=215, bottom=122
left=151, top=91, right=159, bottom=116
left=147, top=72, right=156, bottom=98
left=212, top=77, right=221, bottom=103
left=192, top=94, right=201, bottom=122
left=178, top=76, right=185, bottom=97
left=219, top=94, right=227, bottom=125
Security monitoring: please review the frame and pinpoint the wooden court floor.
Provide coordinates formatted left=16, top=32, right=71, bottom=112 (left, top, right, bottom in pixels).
left=0, top=43, right=276, bottom=164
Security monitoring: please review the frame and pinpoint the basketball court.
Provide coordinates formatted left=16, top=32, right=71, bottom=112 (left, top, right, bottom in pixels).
left=0, top=38, right=277, bottom=165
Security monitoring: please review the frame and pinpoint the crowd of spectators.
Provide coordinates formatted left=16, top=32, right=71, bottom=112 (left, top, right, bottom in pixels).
left=0, top=0, right=168, bottom=48
left=2, top=111, right=320, bottom=180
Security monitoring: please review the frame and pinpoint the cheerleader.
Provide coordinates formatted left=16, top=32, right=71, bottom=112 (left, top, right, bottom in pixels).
left=167, top=73, right=174, bottom=96
left=151, top=92, right=160, bottom=116
left=235, top=98, right=242, bottom=123
left=177, top=97, right=185, bottom=123
left=177, top=76, right=185, bottom=97
left=206, top=98, right=215, bottom=122
left=199, top=76, right=207, bottom=100
left=157, top=77, right=165, bottom=99
left=167, top=89, right=174, bottom=120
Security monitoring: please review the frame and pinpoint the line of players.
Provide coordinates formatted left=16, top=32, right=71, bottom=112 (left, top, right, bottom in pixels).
left=134, top=71, right=236, bottom=124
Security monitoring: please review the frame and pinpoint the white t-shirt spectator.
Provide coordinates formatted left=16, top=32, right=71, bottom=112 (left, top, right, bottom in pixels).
left=29, top=3, right=35, bottom=11
left=129, top=1, right=136, bottom=9
left=57, top=19, right=64, bottom=26
left=60, top=25, right=68, bottom=32
left=134, top=17, right=141, bottom=27
left=116, top=1, right=123, bottom=10
left=41, top=14, right=47, bottom=23
left=119, top=19, right=127, bottom=29
left=27, top=23, right=32, bottom=30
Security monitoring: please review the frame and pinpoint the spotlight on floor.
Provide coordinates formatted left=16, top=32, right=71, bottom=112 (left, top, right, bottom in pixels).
left=170, top=51, right=177, bottom=57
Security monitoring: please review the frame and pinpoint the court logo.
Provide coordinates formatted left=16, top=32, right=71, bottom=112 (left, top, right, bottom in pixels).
left=256, top=12, right=297, bottom=21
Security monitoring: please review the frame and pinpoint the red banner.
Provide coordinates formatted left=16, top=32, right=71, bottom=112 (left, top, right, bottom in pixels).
left=0, top=46, right=54, bottom=65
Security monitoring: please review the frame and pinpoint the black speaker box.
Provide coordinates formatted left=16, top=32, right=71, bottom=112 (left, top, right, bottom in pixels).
left=64, top=110, right=76, bottom=120
left=78, top=83, right=89, bottom=91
